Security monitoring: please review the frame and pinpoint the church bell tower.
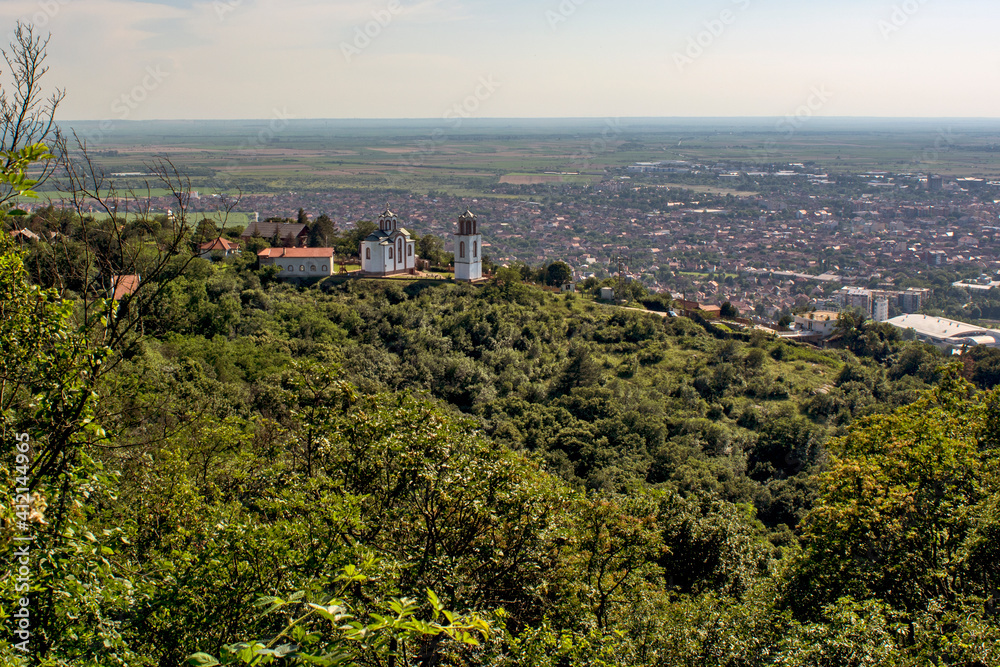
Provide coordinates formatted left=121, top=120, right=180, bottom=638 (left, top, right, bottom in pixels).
left=453, top=209, right=482, bottom=282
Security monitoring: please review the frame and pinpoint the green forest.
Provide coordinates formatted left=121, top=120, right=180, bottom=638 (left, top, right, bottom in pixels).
left=4, top=161, right=1000, bottom=665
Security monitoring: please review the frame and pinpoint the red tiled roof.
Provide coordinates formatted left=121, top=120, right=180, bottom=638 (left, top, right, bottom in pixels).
left=258, top=247, right=334, bottom=258
left=200, top=237, right=239, bottom=251
left=112, top=274, right=140, bottom=301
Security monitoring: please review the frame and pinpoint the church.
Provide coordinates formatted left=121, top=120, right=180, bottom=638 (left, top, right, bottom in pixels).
left=359, top=206, right=483, bottom=281
left=360, top=206, right=417, bottom=276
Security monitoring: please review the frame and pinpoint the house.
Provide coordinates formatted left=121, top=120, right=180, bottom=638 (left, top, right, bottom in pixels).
left=111, top=274, right=141, bottom=301
left=199, top=237, right=241, bottom=260
left=241, top=222, right=309, bottom=247
left=678, top=299, right=720, bottom=319
left=794, top=311, right=840, bottom=338
left=257, top=247, right=335, bottom=279
left=360, top=206, right=416, bottom=276
left=9, top=228, right=39, bottom=242
left=600, top=287, right=615, bottom=300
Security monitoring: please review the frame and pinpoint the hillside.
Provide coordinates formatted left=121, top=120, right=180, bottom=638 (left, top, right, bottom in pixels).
left=4, top=237, right=1000, bottom=666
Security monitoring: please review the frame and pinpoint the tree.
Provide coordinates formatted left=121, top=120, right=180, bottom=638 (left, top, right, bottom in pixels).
left=308, top=213, right=336, bottom=248
left=786, top=370, right=1000, bottom=624
left=417, top=233, right=445, bottom=266
left=720, top=301, right=739, bottom=319
left=545, top=261, right=573, bottom=287
left=297, top=207, right=309, bottom=225
left=0, top=23, right=64, bottom=206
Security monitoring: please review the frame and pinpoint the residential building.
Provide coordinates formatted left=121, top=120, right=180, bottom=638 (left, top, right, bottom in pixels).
left=258, top=247, right=335, bottom=278
left=794, top=311, right=840, bottom=338
left=199, top=237, right=241, bottom=260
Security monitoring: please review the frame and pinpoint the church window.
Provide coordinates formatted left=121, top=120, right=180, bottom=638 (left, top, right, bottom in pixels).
left=408, top=245, right=412, bottom=256
left=300, top=265, right=305, bottom=272
left=366, top=248, right=371, bottom=260
left=389, top=247, right=394, bottom=259
left=322, top=265, right=328, bottom=272
left=310, top=265, right=316, bottom=272
left=398, top=240, right=403, bottom=259
left=459, top=242, right=465, bottom=259
left=286, top=265, right=293, bottom=273
left=473, top=241, right=478, bottom=258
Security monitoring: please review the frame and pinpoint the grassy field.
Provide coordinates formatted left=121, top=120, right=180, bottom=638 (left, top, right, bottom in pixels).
left=48, top=118, right=1000, bottom=198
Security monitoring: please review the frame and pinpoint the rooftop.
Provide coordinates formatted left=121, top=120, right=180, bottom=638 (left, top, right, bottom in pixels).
left=886, top=314, right=996, bottom=340
left=257, top=247, right=334, bottom=258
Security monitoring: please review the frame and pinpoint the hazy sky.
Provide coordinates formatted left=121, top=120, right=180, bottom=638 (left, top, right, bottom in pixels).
left=1, top=0, right=997, bottom=120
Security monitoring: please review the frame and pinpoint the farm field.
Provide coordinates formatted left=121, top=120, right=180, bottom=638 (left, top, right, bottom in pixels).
left=40, top=118, right=1000, bottom=199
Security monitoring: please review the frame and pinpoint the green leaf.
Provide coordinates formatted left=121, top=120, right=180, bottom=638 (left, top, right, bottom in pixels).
left=186, top=653, right=221, bottom=666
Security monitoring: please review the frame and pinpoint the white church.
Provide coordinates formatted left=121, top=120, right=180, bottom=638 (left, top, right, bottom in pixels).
left=360, top=206, right=483, bottom=282
left=360, top=206, right=417, bottom=276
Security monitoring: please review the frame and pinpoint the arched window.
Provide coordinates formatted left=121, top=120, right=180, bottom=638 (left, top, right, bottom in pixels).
left=365, top=248, right=371, bottom=260
left=459, top=242, right=465, bottom=259
left=389, top=247, right=394, bottom=259
left=286, top=265, right=293, bottom=273
left=408, top=245, right=412, bottom=256
left=473, top=241, right=478, bottom=258
left=310, top=265, right=316, bottom=272
left=397, top=240, right=403, bottom=260
left=299, top=265, right=305, bottom=272
left=321, top=265, right=328, bottom=272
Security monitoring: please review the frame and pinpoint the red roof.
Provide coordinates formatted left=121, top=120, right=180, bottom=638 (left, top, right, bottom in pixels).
left=258, top=247, right=334, bottom=258
left=200, top=237, right=239, bottom=251
left=112, top=274, right=140, bottom=301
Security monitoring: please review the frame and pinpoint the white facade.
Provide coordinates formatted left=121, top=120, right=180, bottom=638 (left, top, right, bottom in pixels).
left=454, top=210, right=482, bottom=282
left=361, top=207, right=416, bottom=276
left=257, top=248, right=335, bottom=278
left=794, top=311, right=840, bottom=338
left=873, top=296, right=890, bottom=322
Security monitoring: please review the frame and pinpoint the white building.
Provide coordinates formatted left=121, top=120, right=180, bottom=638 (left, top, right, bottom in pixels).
left=257, top=247, right=335, bottom=278
left=793, top=311, right=840, bottom=338
left=361, top=206, right=416, bottom=276
left=886, top=314, right=1000, bottom=351
left=453, top=209, right=482, bottom=282
left=873, top=296, right=890, bottom=322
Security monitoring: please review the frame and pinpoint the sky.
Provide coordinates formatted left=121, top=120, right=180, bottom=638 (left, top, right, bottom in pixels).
left=1, top=0, right=997, bottom=120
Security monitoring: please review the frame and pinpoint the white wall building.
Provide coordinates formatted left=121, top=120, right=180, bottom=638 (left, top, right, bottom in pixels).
left=257, top=247, right=335, bottom=278
left=887, top=314, right=1000, bottom=351
left=454, top=209, right=482, bottom=282
left=873, top=296, right=890, bottom=322
left=794, top=311, right=840, bottom=338
left=361, top=206, right=416, bottom=276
